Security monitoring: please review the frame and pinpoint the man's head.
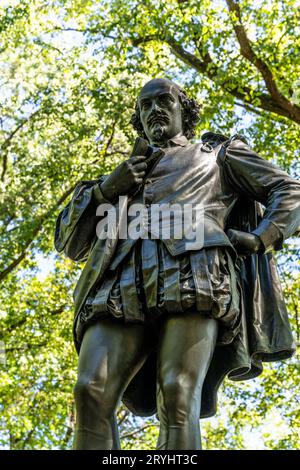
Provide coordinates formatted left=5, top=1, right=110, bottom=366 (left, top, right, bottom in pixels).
left=131, top=78, right=200, bottom=146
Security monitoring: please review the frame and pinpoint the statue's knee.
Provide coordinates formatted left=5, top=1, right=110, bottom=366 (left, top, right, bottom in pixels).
left=74, top=377, right=114, bottom=417
left=159, top=373, right=202, bottom=424
left=74, top=377, right=96, bottom=404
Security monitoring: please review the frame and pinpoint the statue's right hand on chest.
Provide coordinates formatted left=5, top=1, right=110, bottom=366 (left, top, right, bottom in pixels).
left=100, top=155, right=147, bottom=202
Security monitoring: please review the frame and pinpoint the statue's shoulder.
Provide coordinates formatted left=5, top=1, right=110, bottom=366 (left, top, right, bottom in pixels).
left=201, top=131, right=248, bottom=149
left=200, top=132, right=249, bottom=165
left=201, top=131, right=229, bottom=149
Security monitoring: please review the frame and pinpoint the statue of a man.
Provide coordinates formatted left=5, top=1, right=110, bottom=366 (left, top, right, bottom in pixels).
left=55, top=78, right=300, bottom=450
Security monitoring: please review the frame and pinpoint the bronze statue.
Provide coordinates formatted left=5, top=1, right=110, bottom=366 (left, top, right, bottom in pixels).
left=54, top=78, right=300, bottom=450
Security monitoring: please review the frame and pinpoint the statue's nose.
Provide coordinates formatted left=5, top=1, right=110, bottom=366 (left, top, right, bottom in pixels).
left=151, top=101, right=161, bottom=112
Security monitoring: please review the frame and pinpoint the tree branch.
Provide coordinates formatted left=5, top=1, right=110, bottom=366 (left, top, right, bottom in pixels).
left=0, top=185, right=76, bottom=283
left=121, top=423, right=158, bottom=440
left=1, top=109, right=41, bottom=181
left=132, top=34, right=300, bottom=124
left=0, top=305, right=67, bottom=340
left=0, top=125, right=117, bottom=282
left=117, top=408, right=130, bottom=425
left=60, top=406, right=75, bottom=450
left=46, top=26, right=117, bottom=41
left=225, top=0, right=300, bottom=122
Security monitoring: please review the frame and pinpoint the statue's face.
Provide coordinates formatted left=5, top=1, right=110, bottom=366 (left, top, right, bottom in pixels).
left=138, top=79, right=183, bottom=146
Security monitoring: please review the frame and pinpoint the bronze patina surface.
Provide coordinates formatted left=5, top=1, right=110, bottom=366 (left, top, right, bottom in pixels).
left=55, top=78, right=300, bottom=450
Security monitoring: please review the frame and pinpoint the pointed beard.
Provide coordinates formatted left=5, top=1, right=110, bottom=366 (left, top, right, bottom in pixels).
left=152, top=122, right=165, bottom=139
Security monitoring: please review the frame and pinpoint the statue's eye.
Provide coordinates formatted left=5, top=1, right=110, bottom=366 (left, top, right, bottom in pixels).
left=159, top=95, right=173, bottom=105
left=141, top=101, right=150, bottom=109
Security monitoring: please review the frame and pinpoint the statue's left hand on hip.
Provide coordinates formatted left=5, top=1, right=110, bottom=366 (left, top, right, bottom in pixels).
left=226, top=229, right=263, bottom=256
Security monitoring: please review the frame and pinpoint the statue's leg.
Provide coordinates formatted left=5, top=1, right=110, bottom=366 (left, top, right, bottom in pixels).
left=73, top=319, right=154, bottom=450
left=110, top=414, right=120, bottom=450
left=156, top=312, right=218, bottom=450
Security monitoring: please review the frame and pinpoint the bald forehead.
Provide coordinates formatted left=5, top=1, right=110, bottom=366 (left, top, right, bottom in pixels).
left=138, top=79, right=180, bottom=102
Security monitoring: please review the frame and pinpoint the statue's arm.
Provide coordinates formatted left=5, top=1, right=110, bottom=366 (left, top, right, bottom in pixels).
left=54, top=175, right=112, bottom=261
left=220, top=138, right=300, bottom=253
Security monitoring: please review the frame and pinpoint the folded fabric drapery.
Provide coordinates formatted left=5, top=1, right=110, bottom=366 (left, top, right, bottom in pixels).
left=75, top=239, right=240, bottom=350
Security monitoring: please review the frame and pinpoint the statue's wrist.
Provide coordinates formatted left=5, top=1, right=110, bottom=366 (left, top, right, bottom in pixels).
left=251, top=233, right=264, bottom=253
left=100, top=181, right=119, bottom=203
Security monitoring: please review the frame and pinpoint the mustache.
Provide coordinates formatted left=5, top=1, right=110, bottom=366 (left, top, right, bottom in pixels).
left=147, top=113, right=169, bottom=126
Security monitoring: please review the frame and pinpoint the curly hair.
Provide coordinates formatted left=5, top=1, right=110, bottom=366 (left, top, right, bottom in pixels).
left=131, top=82, right=200, bottom=141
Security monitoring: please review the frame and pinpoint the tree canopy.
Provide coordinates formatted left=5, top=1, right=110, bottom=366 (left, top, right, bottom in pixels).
left=0, top=0, right=299, bottom=449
